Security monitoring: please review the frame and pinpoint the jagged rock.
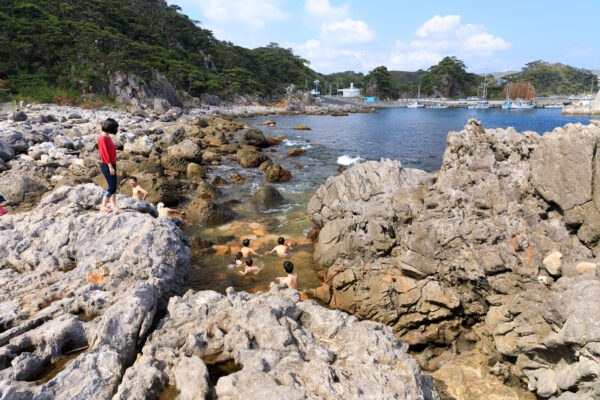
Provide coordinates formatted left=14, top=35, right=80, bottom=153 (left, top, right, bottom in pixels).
left=186, top=162, right=206, bottom=178
left=308, top=120, right=600, bottom=398
left=251, top=185, right=285, bottom=211
left=153, top=98, right=171, bottom=115
left=286, top=98, right=304, bottom=112
left=0, top=140, right=14, bottom=162
left=264, top=163, right=292, bottom=183
left=53, top=135, right=76, bottom=150
left=0, top=131, right=28, bottom=153
left=208, top=176, right=228, bottom=187
left=302, top=92, right=321, bottom=106
left=242, top=128, right=269, bottom=148
left=236, top=148, right=269, bottom=168
left=185, top=198, right=235, bottom=226
left=118, top=174, right=181, bottom=205
left=113, top=287, right=438, bottom=400
left=195, top=181, right=222, bottom=199
left=167, top=139, right=202, bottom=162
left=201, top=94, right=222, bottom=106
left=0, top=184, right=190, bottom=398
left=124, top=136, right=156, bottom=156
left=149, top=71, right=182, bottom=108
left=201, top=150, right=221, bottom=164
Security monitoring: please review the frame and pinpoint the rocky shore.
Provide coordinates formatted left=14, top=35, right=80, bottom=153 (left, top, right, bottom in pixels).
left=308, top=119, right=600, bottom=399
left=0, top=102, right=436, bottom=399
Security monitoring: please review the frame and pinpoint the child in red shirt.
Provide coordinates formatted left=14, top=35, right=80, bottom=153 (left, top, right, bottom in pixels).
left=99, top=118, right=122, bottom=212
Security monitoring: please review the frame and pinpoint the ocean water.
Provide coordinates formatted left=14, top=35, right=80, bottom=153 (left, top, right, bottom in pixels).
left=185, top=108, right=594, bottom=295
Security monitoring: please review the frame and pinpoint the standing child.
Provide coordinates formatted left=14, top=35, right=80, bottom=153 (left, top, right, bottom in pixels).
left=98, top=118, right=122, bottom=212
left=270, top=261, right=298, bottom=290
left=0, top=195, right=6, bottom=216
left=240, top=239, right=260, bottom=258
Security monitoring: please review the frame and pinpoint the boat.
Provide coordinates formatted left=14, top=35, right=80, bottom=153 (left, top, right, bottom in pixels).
left=502, top=99, right=536, bottom=109
left=426, top=103, right=448, bottom=109
left=468, top=75, right=490, bottom=109
left=544, top=104, right=562, bottom=109
left=407, top=84, right=423, bottom=108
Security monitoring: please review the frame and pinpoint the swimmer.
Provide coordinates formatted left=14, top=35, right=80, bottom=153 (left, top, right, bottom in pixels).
left=233, top=252, right=244, bottom=267
left=270, top=261, right=297, bottom=290
left=266, top=236, right=293, bottom=257
left=239, top=257, right=260, bottom=276
left=129, top=176, right=148, bottom=201
left=240, top=239, right=260, bottom=258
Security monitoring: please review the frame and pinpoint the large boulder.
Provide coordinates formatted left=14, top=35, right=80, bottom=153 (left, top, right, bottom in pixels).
left=0, top=131, right=29, bottom=153
left=0, top=140, right=14, bottom=162
left=153, top=98, right=171, bottom=115
left=11, top=111, right=27, bottom=121
left=0, top=184, right=190, bottom=398
left=123, top=136, right=156, bottom=157
left=167, top=139, right=202, bottom=162
left=286, top=98, right=305, bottom=112
left=111, top=287, right=438, bottom=400
left=236, top=148, right=269, bottom=168
left=251, top=185, right=285, bottom=211
left=0, top=174, right=49, bottom=210
left=185, top=198, right=235, bottom=226
left=264, top=163, right=292, bottom=183
left=118, top=174, right=181, bottom=205
left=307, top=120, right=600, bottom=398
left=195, top=181, right=222, bottom=199
left=242, top=128, right=269, bottom=148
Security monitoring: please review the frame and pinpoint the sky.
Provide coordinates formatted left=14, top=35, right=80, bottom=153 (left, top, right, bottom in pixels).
left=168, top=0, right=600, bottom=74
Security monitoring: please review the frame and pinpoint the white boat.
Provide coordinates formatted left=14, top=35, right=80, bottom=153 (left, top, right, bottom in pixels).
left=544, top=104, right=562, bottom=109
left=407, top=101, right=424, bottom=108
left=468, top=75, right=490, bottom=109
left=502, top=99, right=535, bottom=109
left=426, top=104, right=448, bottom=109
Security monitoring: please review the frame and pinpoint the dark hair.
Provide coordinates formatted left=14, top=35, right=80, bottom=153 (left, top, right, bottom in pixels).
left=278, top=237, right=285, bottom=245
left=283, top=261, right=293, bottom=273
left=129, top=176, right=138, bottom=182
left=101, top=118, right=119, bottom=134
left=234, top=252, right=243, bottom=261
left=246, top=257, right=253, bottom=266
left=242, top=239, right=250, bottom=247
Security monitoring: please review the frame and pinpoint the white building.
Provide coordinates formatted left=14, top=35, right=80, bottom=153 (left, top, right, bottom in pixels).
left=338, top=83, right=361, bottom=97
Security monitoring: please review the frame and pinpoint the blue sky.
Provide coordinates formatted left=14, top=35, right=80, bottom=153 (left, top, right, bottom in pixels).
left=168, top=0, right=600, bottom=74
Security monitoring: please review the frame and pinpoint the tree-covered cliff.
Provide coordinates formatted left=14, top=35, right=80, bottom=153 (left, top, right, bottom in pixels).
left=0, top=0, right=320, bottom=101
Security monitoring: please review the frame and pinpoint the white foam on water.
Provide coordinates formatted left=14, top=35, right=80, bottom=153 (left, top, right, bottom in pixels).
left=283, top=139, right=312, bottom=149
left=337, top=155, right=364, bottom=166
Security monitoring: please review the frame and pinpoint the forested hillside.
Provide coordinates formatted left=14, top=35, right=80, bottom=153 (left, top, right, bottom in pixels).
left=0, top=0, right=320, bottom=101
left=503, top=61, right=598, bottom=96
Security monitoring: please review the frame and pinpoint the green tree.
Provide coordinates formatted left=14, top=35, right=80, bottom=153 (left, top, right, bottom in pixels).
left=363, top=66, right=395, bottom=99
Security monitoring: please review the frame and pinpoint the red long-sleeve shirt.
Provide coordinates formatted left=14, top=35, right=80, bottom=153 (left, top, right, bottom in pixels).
left=98, top=135, right=117, bottom=164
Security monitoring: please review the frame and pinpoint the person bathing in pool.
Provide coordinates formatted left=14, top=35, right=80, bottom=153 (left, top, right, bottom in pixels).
left=240, top=239, right=260, bottom=258
left=239, top=257, right=260, bottom=276
left=270, top=261, right=297, bottom=290
left=266, top=237, right=293, bottom=257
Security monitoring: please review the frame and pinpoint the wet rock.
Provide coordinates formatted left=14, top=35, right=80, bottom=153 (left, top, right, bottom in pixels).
left=293, top=124, right=311, bottom=130
left=185, top=198, right=235, bottom=226
left=186, top=162, right=206, bottom=178
left=242, top=128, right=269, bottom=148
left=237, top=148, right=269, bottom=168
left=264, top=163, right=292, bottom=183
left=229, top=172, right=246, bottom=184
left=262, top=119, right=276, bottom=127
left=208, top=176, right=228, bottom=186
left=195, top=181, right=222, bottom=199
left=201, top=150, right=221, bottom=164
left=251, top=185, right=285, bottom=211
left=287, top=148, right=306, bottom=157
left=113, top=288, right=438, bottom=400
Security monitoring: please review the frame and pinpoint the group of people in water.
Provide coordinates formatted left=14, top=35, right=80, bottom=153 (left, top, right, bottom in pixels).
left=233, top=238, right=298, bottom=289
left=98, top=118, right=298, bottom=290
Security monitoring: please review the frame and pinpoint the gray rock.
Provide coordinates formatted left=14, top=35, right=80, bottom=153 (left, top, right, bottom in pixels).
left=153, top=98, right=171, bottom=115
left=0, top=140, right=14, bottom=162
left=0, top=131, right=28, bottom=153
left=286, top=98, right=305, bottom=112
left=0, top=174, right=49, bottom=208
left=0, top=184, right=190, bottom=399
left=113, top=288, right=438, bottom=400
left=242, top=128, right=269, bottom=148
left=251, top=185, right=285, bottom=211
left=123, top=136, right=156, bottom=156
left=167, top=139, right=201, bottom=162
left=11, top=111, right=27, bottom=122
left=185, top=198, right=235, bottom=226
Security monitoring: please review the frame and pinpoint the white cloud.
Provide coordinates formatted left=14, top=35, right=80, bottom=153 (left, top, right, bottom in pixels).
left=305, top=0, right=349, bottom=20
left=182, top=0, right=289, bottom=31
left=462, top=32, right=511, bottom=52
left=321, top=18, right=375, bottom=44
left=416, top=15, right=461, bottom=38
